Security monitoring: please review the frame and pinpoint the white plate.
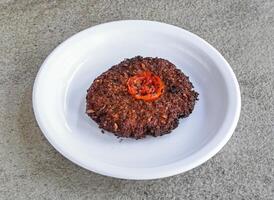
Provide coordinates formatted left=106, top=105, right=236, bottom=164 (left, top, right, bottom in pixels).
left=33, top=20, right=241, bottom=180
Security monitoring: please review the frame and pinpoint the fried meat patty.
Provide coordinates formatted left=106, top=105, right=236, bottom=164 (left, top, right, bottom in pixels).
left=86, top=56, right=198, bottom=139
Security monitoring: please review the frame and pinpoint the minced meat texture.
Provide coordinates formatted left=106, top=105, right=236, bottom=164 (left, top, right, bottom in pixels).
left=86, top=56, right=198, bottom=139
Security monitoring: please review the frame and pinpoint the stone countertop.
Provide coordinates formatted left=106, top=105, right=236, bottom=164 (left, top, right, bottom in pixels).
left=0, top=0, right=273, bottom=199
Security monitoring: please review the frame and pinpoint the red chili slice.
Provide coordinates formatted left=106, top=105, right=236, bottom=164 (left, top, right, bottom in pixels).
left=127, top=71, right=165, bottom=101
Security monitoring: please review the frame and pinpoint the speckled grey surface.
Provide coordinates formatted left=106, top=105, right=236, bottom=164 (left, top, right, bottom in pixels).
left=0, top=0, right=273, bottom=199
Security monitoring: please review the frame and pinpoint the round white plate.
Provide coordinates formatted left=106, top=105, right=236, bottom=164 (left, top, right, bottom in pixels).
left=33, top=20, right=241, bottom=180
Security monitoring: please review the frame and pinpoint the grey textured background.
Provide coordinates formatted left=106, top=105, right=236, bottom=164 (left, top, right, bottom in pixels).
left=0, top=0, right=274, bottom=199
